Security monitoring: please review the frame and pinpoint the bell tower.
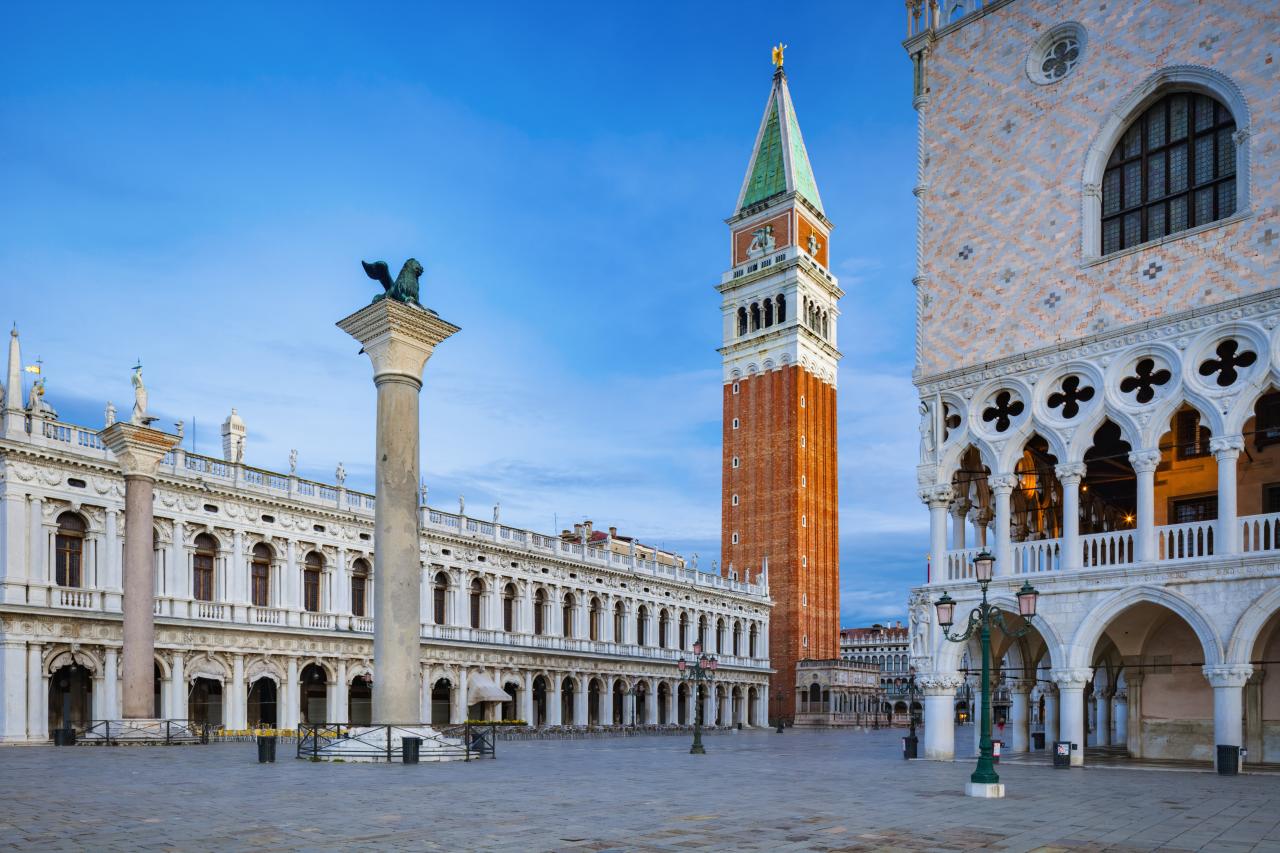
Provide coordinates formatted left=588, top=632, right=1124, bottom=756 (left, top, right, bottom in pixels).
left=718, top=50, right=842, bottom=717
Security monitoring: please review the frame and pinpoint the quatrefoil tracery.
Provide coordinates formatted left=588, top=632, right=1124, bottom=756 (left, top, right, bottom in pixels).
left=1119, top=358, right=1172, bottom=405
left=981, top=391, right=1024, bottom=433
left=1046, top=375, right=1095, bottom=419
left=1198, top=339, right=1257, bottom=388
left=943, top=404, right=962, bottom=441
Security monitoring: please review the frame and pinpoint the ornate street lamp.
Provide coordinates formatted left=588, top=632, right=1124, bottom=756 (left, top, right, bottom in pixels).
left=934, top=549, right=1038, bottom=797
left=678, top=641, right=717, bottom=755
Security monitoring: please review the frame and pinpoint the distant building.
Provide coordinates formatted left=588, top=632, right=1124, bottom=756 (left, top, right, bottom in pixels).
left=840, top=622, right=912, bottom=718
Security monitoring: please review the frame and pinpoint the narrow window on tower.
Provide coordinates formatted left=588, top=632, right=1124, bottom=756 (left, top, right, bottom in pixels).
left=800, top=395, right=806, bottom=408
left=731, top=532, right=739, bottom=544
left=732, top=494, right=739, bottom=506
left=801, top=555, right=807, bottom=567
left=802, top=634, right=809, bottom=648
left=732, top=382, right=740, bottom=395
left=801, top=474, right=807, bottom=487
left=802, top=593, right=808, bottom=606
left=732, top=418, right=740, bottom=430
left=802, top=514, right=807, bottom=527
left=732, top=456, right=740, bottom=468
left=800, top=435, right=806, bottom=448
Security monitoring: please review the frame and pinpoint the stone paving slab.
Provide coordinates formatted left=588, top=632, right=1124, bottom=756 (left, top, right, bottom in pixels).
left=3, top=729, right=1280, bottom=851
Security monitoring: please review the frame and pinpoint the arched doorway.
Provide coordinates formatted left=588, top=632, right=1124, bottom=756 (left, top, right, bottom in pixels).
left=48, top=664, right=92, bottom=732
left=635, top=681, right=648, bottom=725
left=1084, top=598, right=1215, bottom=761
left=747, top=686, right=758, bottom=726
left=678, top=683, right=689, bottom=725
left=731, top=686, right=742, bottom=725
left=532, top=676, right=548, bottom=726
left=657, top=682, right=670, bottom=724
left=612, top=680, right=625, bottom=725
left=502, top=681, right=519, bottom=722
left=190, top=678, right=224, bottom=728
left=299, top=664, right=328, bottom=724
left=561, top=677, right=575, bottom=725
left=587, top=678, right=601, bottom=726
left=348, top=674, right=372, bottom=726
left=247, top=678, right=277, bottom=727
left=430, top=679, right=452, bottom=726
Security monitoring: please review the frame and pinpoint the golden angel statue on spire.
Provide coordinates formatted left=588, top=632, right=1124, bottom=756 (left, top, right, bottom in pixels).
left=771, top=43, right=787, bottom=68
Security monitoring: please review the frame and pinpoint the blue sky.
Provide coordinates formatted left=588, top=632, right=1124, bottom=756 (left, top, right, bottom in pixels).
left=0, top=3, right=923, bottom=626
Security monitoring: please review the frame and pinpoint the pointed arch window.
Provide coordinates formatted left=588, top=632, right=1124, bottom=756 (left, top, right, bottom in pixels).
left=55, top=512, right=86, bottom=588
left=1102, top=92, right=1237, bottom=255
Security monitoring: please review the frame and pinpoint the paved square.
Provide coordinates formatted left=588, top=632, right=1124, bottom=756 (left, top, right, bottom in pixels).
left=3, top=729, right=1280, bottom=851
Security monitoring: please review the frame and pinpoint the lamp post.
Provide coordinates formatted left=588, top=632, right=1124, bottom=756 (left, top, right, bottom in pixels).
left=934, top=549, right=1039, bottom=798
left=773, top=688, right=785, bottom=733
left=678, top=641, right=717, bottom=755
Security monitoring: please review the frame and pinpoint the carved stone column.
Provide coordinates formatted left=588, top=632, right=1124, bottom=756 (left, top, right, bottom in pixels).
left=990, top=475, right=1017, bottom=575
left=99, top=423, right=180, bottom=719
left=1128, top=450, right=1162, bottom=562
left=1052, top=668, right=1093, bottom=766
left=1204, top=664, right=1253, bottom=770
left=338, top=298, right=458, bottom=725
left=1055, top=463, right=1086, bottom=570
left=917, top=671, right=963, bottom=760
left=1211, top=436, right=1244, bottom=555
left=920, top=484, right=953, bottom=579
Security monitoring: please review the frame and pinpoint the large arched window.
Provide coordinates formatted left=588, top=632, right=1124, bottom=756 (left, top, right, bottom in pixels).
left=502, top=583, right=517, bottom=632
left=1102, top=91, right=1236, bottom=255
left=562, top=592, right=575, bottom=638
left=715, top=617, right=725, bottom=654
left=194, top=534, right=218, bottom=602
left=614, top=601, right=625, bottom=641
left=678, top=612, right=689, bottom=651
left=533, top=588, right=546, bottom=636
left=732, top=621, right=742, bottom=656
left=749, top=623, right=758, bottom=657
left=636, top=605, right=648, bottom=646
left=302, top=551, right=323, bottom=612
left=589, top=596, right=601, bottom=641
left=469, top=578, right=484, bottom=629
left=55, top=512, right=86, bottom=588
left=658, top=609, right=669, bottom=649
left=432, top=571, right=449, bottom=625
left=350, top=558, right=369, bottom=617
left=251, top=543, right=272, bottom=607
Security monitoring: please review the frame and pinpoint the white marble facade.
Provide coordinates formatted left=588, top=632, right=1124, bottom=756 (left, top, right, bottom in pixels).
left=906, top=0, right=1280, bottom=767
left=0, top=361, right=771, bottom=740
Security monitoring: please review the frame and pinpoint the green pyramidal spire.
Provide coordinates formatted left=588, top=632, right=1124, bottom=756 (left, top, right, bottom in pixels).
left=736, top=67, right=824, bottom=215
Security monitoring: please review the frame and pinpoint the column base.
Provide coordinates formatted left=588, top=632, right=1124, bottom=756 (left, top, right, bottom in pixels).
left=965, top=782, right=1005, bottom=798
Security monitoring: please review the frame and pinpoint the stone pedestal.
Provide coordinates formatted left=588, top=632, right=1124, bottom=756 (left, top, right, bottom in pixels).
left=965, top=781, right=1005, bottom=798
left=338, top=299, right=458, bottom=725
left=99, top=423, right=180, bottom=719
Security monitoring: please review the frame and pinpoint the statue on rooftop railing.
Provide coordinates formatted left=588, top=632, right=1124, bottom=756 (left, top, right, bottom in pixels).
left=104, top=400, right=116, bottom=428
left=335, top=461, right=346, bottom=486
left=27, top=378, right=57, bottom=419
left=289, top=449, right=298, bottom=476
left=362, top=259, right=431, bottom=310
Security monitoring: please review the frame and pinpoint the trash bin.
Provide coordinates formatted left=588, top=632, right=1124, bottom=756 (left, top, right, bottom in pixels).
left=257, top=735, right=276, bottom=763
left=402, top=736, right=422, bottom=765
left=1217, top=744, right=1240, bottom=776
left=1053, top=740, right=1071, bottom=767
left=903, top=734, right=918, bottom=760
left=992, top=740, right=1002, bottom=764
left=1032, top=731, right=1045, bottom=750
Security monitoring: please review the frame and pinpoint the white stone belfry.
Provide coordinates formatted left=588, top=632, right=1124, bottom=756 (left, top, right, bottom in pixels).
left=221, top=408, right=246, bottom=463
left=338, top=298, right=459, bottom=724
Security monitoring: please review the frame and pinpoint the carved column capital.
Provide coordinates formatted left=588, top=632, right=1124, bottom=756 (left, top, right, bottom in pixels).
left=1210, top=435, right=1246, bottom=458
left=1203, top=664, right=1253, bottom=689
left=1050, top=667, right=1093, bottom=689
left=1054, top=462, right=1087, bottom=485
left=989, top=474, right=1018, bottom=495
left=1127, top=450, right=1162, bottom=474
left=919, top=484, right=954, bottom=508
left=915, top=671, right=964, bottom=695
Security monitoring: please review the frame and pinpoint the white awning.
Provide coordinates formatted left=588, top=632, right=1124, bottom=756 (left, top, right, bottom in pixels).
left=466, top=671, right=511, bottom=705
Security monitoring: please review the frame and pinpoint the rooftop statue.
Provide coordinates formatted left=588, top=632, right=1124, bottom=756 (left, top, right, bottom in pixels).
left=130, top=362, right=154, bottom=426
left=362, top=259, right=433, bottom=311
